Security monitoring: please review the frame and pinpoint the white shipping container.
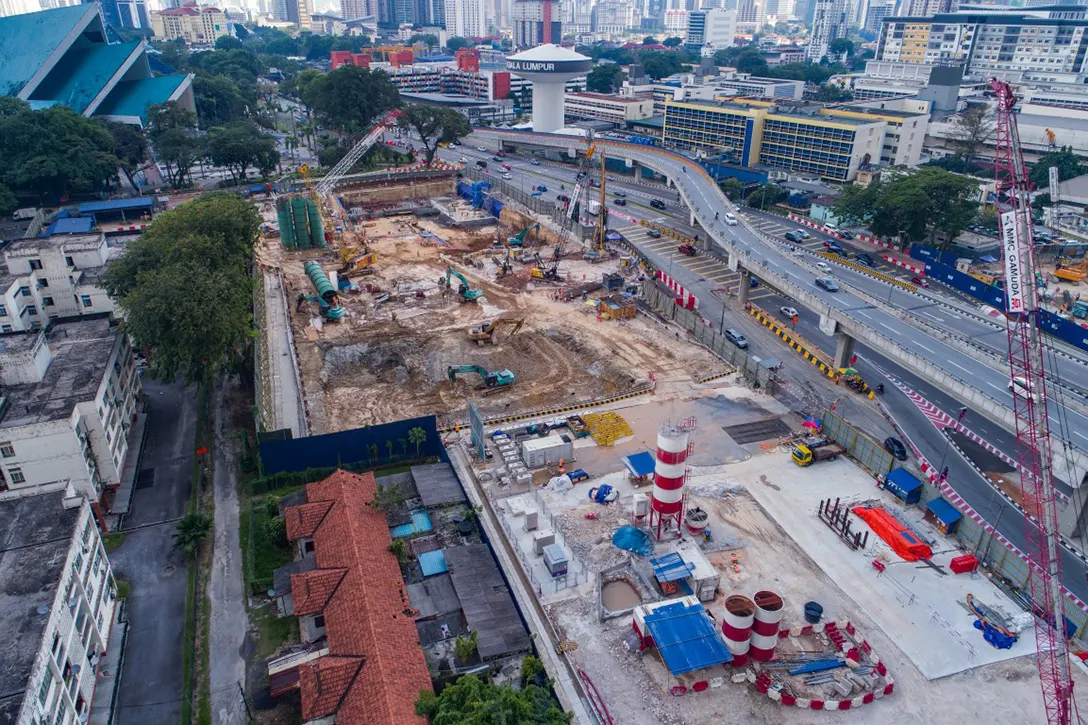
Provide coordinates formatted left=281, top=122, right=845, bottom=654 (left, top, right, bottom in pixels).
left=521, top=434, right=574, bottom=469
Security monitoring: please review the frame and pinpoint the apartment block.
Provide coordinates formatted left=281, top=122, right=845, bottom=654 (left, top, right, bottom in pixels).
left=0, top=232, right=114, bottom=335
left=877, top=6, right=1088, bottom=82
left=663, top=99, right=886, bottom=181
left=0, top=318, right=141, bottom=520
left=512, top=0, right=560, bottom=47
left=151, top=3, right=230, bottom=43
left=685, top=8, right=737, bottom=53
left=0, top=492, right=117, bottom=725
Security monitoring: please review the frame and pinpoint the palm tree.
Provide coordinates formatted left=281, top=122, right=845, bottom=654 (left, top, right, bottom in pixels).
left=385, top=439, right=394, bottom=460
left=173, top=512, right=212, bottom=553
left=408, top=426, right=427, bottom=458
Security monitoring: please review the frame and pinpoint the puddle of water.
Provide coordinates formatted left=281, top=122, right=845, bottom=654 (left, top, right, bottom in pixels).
left=601, top=580, right=642, bottom=611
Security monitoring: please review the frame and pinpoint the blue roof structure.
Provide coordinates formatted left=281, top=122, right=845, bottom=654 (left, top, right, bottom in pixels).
left=78, top=197, right=153, bottom=214
left=624, top=451, right=656, bottom=478
left=0, top=5, right=193, bottom=128
left=885, top=468, right=922, bottom=494
left=644, top=601, right=732, bottom=675
left=42, top=217, right=95, bottom=235
left=650, top=552, right=695, bottom=583
left=926, top=498, right=963, bottom=526
left=418, top=550, right=448, bottom=577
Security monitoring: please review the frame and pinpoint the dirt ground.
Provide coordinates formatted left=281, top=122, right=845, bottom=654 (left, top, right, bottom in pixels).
left=258, top=198, right=724, bottom=433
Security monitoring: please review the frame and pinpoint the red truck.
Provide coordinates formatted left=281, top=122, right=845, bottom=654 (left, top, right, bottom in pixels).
left=678, top=244, right=697, bottom=256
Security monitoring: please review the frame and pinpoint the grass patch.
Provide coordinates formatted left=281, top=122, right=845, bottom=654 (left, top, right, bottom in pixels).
left=115, top=578, right=132, bottom=599
left=102, top=532, right=126, bottom=553
left=181, top=557, right=197, bottom=725
left=250, top=494, right=294, bottom=595
left=251, top=605, right=299, bottom=661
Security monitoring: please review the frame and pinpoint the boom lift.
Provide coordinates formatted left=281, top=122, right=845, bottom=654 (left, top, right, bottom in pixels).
left=441, top=266, right=482, bottom=302
left=990, top=77, right=1081, bottom=725
left=468, top=318, right=524, bottom=345
left=446, top=364, right=516, bottom=389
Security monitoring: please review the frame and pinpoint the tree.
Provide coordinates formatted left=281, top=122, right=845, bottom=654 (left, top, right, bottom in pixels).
left=371, top=481, right=406, bottom=511
left=453, top=631, right=479, bottom=663
left=947, top=104, right=994, bottom=169
left=0, top=105, right=121, bottom=202
left=663, top=36, right=683, bottom=48
left=976, top=205, right=999, bottom=233
left=301, top=65, right=401, bottom=133
left=408, top=33, right=439, bottom=47
left=102, top=194, right=260, bottom=382
left=146, top=102, right=204, bottom=188
left=831, top=181, right=880, bottom=226
left=809, top=85, right=853, bottom=102
left=415, top=674, right=572, bottom=725
left=385, top=439, right=394, bottom=460
left=388, top=539, right=408, bottom=566
left=396, top=104, right=471, bottom=164
left=642, top=35, right=657, bottom=44
left=746, top=183, right=786, bottom=209
left=1029, top=146, right=1084, bottom=190
left=215, top=36, right=243, bottom=51
left=0, top=183, right=17, bottom=217
left=828, top=38, right=854, bottom=57
left=639, top=51, right=689, bottom=80
left=585, top=64, right=624, bottom=93
left=520, top=656, right=547, bottom=688
left=206, top=121, right=280, bottom=182
left=107, top=121, right=149, bottom=191
left=173, top=512, right=212, bottom=553
left=719, top=178, right=745, bottom=201
left=447, top=36, right=470, bottom=52
left=193, top=73, right=247, bottom=127
left=154, top=38, right=190, bottom=71
left=408, top=426, right=427, bottom=457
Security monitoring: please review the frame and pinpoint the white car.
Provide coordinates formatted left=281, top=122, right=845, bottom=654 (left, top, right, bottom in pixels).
left=502, top=173, right=513, bottom=180
left=824, top=222, right=839, bottom=232
left=724, top=212, right=738, bottom=226
left=476, top=145, right=487, bottom=151
left=780, top=306, right=799, bottom=318
left=1009, top=376, right=1035, bottom=396
left=459, top=156, right=467, bottom=163
left=815, top=261, right=832, bottom=272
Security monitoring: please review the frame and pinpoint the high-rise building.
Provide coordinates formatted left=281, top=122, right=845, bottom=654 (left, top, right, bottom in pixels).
left=735, top=0, right=763, bottom=29
left=152, top=3, right=228, bottom=41
left=894, top=0, right=951, bottom=15
left=444, top=0, right=487, bottom=36
left=664, top=7, right=689, bottom=32
left=0, top=0, right=35, bottom=18
left=340, top=0, right=378, bottom=18
left=685, top=7, right=736, bottom=51
left=864, top=0, right=891, bottom=30
left=806, top=0, right=847, bottom=61
left=512, top=0, right=560, bottom=47
left=877, top=6, right=1088, bottom=80
left=592, top=0, right=640, bottom=33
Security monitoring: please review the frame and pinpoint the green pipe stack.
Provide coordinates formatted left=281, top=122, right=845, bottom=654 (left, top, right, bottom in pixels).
left=276, top=196, right=326, bottom=249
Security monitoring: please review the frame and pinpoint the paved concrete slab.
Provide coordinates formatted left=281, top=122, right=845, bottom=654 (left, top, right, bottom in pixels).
left=713, top=452, right=1038, bottom=680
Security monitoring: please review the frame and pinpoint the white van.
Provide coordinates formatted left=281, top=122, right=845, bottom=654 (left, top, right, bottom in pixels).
left=724, top=212, right=738, bottom=226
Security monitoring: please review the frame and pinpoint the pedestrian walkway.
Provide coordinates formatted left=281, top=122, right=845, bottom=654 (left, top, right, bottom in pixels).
left=264, top=272, right=307, bottom=437
left=109, top=411, right=148, bottom=516
left=90, top=604, right=129, bottom=725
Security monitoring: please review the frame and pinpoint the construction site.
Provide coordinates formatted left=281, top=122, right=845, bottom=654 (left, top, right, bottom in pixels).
left=252, top=112, right=1088, bottom=725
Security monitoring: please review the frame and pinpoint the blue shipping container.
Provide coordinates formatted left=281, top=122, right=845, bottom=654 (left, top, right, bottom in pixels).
left=884, top=468, right=922, bottom=505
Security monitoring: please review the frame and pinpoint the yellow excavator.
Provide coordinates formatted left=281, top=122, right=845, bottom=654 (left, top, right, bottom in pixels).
left=1055, top=258, right=1088, bottom=283
left=339, top=244, right=377, bottom=275
left=468, top=318, right=524, bottom=345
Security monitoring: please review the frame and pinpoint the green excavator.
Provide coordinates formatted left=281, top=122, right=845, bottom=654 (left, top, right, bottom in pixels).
left=508, top=223, right=539, bottom=247
left=447, top=364, right=516, bottom=389
left=440, top=266, right=482, bottom=302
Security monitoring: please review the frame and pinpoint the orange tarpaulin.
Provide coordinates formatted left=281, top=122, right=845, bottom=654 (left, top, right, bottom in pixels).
left=852, top=506, right=932, bottom=561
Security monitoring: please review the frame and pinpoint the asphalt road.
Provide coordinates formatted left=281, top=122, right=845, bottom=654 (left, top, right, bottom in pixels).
left=461, top=132, right=1088, bottom=474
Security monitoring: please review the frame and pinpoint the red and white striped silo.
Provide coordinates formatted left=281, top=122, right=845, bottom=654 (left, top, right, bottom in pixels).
left=648, top=418, right=696, bottom=540
left=721, top=595, right=755, bottom=667
left=749, top=590, right=784, bottom=662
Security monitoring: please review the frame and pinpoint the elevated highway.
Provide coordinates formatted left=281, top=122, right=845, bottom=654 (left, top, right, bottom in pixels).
left=474, top=128, right=1088, bottom=502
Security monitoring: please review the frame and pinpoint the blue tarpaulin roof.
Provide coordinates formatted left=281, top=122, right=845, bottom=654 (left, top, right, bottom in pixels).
left=78, top=197, right=154, bottom=214
left=418, top=549, right=448, bottom=577
left=650, top=552, right=695, bottom=582
left=885, top=467, right=922, bottom=494
left=926, top=498, right=963, bottom=525
left=43, top=217, right=94, bottom=235
left=624, top=451, right=656, bottom=478
left=644, top=601, right=732, bottom=675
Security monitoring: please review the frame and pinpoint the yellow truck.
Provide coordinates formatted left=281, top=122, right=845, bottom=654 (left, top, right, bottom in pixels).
left=792, top=439, right=846, bottom=467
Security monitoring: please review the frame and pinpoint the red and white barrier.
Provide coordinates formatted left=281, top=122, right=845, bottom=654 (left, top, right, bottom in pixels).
left=786, top=213, right=897, bottom=250
left=882, top=255, right=925, bottom=275
left=753, top=619, right=894, bottom=710
left=656, top=270, right=698, bottom=310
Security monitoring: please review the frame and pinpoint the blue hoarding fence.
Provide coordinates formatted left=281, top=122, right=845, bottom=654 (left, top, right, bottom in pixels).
left=258, top=414, right=448, bottom=476
left=910, top=244, right=1088, bottom=353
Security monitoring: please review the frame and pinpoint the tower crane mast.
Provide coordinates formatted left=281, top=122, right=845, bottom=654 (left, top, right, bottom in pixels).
left=991, top=76, right=1081, bottom=725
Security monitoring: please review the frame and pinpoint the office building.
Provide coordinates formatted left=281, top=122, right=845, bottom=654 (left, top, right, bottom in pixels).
left=662, top=99, right=886, bottom=181
left=807, top=0, right=847, bottom=61
left=865, top=0, right=891, bottom=30
left=0, top=492, right=118, bottom=725
left=0, top=5, right=194, bottom=127
left=685, top=8, right=737, bottom=52
left=894, top=0, right=953, bottom=15
left=877, top=7, right=1088, bottom=82
left=564, top=91, right=654, bottom=122
left=331, top=50, right=516, bottom=99
left=340, top=0, right=378, bottom=19
left=664, top=8, right=689, bottom=32
left=735, top=0, right=764, bottom=28
left=152, top=3, right=230, bottom=43
left=716, top=74, right=803, bottom=98
left=820, top=102, right=928, bottom=166
left=445, top=0, right=487, bottom=37
left=272, top=0, right=312, bottom=28
left=99, top=0, right=150, bottom=29
left=512, top=0, right=561, bottom=47
left=593, top=0, right=641, bottom=33
left=759, top=45, right=805, bottom=64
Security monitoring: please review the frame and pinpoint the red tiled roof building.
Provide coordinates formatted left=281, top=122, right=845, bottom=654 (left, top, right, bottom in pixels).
left=284, top=470, right=432, bottom=725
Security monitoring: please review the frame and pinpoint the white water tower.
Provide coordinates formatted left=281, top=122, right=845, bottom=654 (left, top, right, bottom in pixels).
left=506, top=44, right=592, bottom=133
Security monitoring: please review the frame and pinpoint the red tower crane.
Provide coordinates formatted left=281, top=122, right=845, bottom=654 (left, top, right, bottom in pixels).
left=990, top=77, right=1081, bottom=725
